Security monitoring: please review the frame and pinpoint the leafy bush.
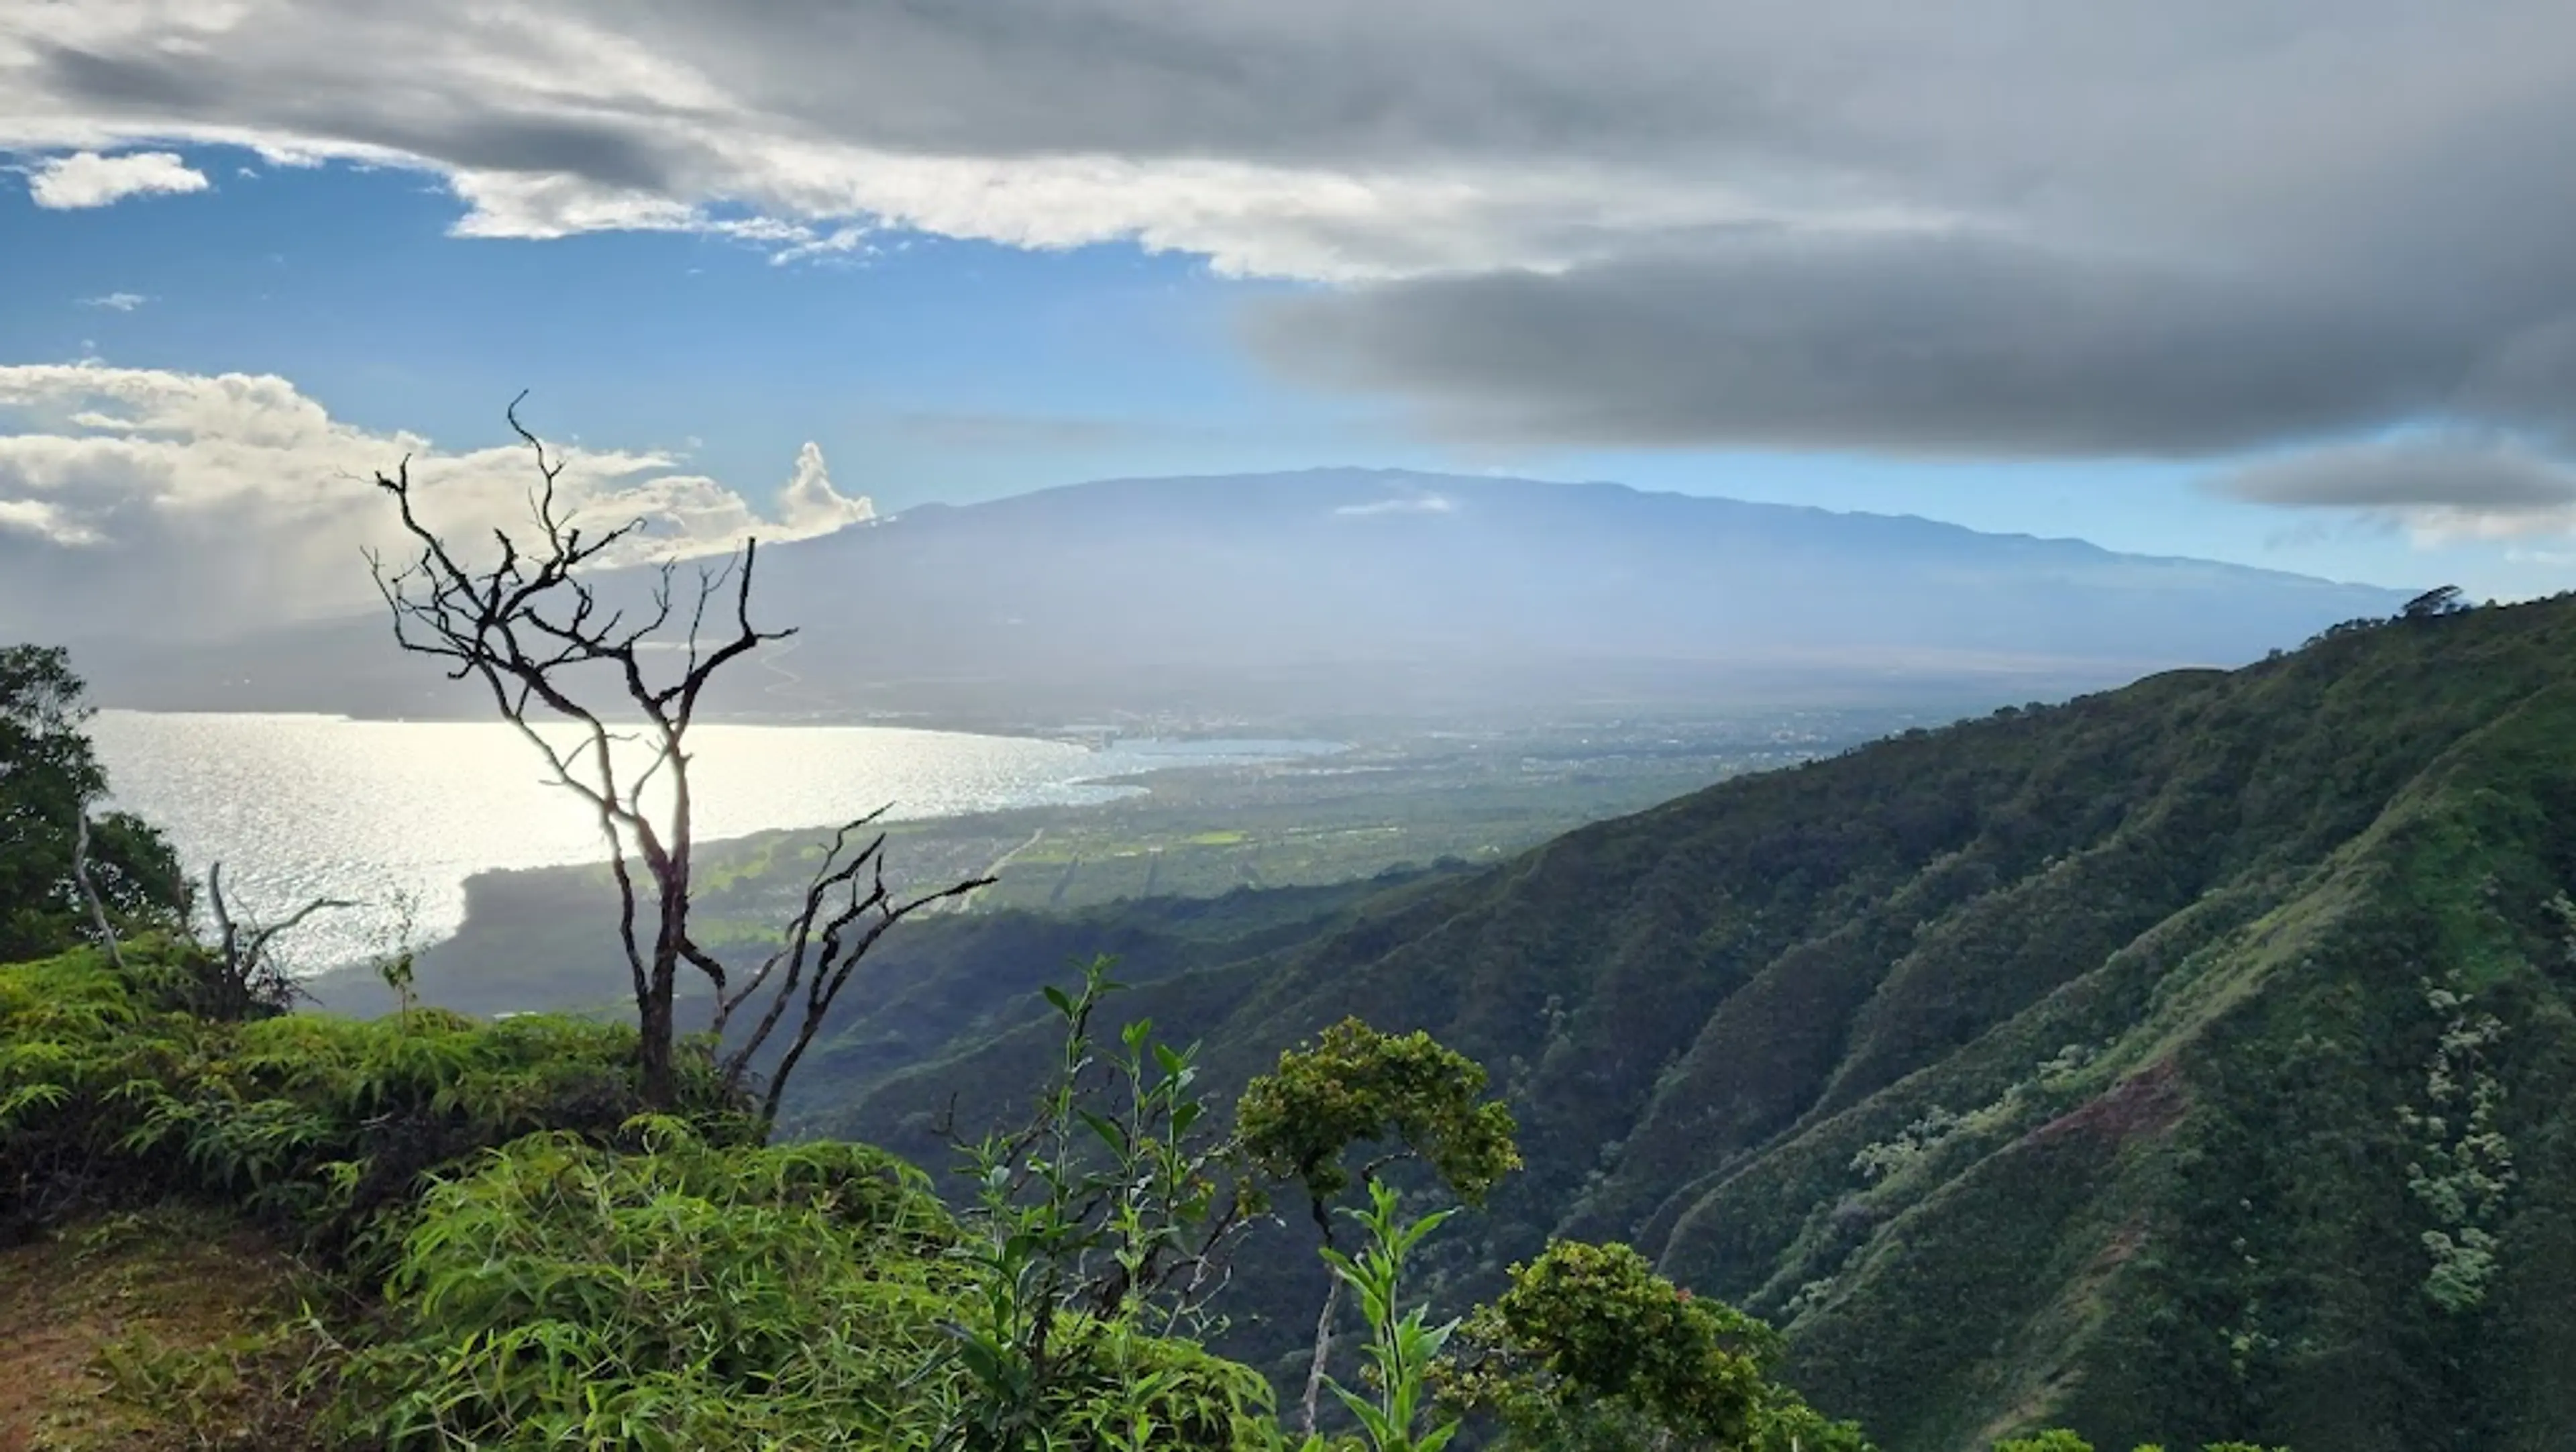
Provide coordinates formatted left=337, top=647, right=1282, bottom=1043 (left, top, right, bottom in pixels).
left=0, top=945, right=743, bottom=1253
left=1992, top=1435, right=2291, bottom=1452
left=336, top=1117, right=967, bottom=1449
left=929, top=959, right=1281, bottom=1450
left=5, top=945, right=1880, bottom=1451
left=1309, top=1180, right=1464, bottom=1452
left=1439, top=1237, right=1870, bottom=1452
left=6, top=951, right=1285, bottom=1449
left=1238, top=1018, right=1521, bottom=1216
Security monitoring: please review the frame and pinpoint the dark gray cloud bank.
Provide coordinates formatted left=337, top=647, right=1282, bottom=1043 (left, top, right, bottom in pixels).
left=2210, top=437, right=2576, bottom=529
left=7, top=1, right=2576, bottom=523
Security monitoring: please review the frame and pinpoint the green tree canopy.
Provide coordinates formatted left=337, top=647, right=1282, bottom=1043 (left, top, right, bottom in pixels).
left=1, top=645, right=187, bottom=963
left=1992, top=1434, right=2289, bottom=1452
left=1994, top=1434, right=2097, bottom=1452
left=1236, top=1017, right=1521, bottom=1220
left=1436, top=1238, right=1863, bottom=1452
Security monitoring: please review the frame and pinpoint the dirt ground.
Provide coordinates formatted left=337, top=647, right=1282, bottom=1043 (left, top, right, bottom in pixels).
left=0, top=1208, right=326, bottom=1451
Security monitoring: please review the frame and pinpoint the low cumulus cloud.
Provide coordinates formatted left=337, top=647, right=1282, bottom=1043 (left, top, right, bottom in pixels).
left=26, top=150, right=207, bottom=207
left=1334, top=495, right=1456, bottom=517
left=775, top=441, right=875, bottom=534
left=76, top=291, right=148, bottom=311
left=5, top=1, right=2576, bottom=480
left=0, top=364, right=873, bottom=638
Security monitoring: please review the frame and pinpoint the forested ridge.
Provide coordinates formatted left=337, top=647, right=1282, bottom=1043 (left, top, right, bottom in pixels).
left=814, top=595, right=2576, bottom=1451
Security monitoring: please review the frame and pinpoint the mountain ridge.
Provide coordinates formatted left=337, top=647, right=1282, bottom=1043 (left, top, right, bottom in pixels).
left=71, top=468, right=2408, bottom=729
left=885, top=466, right=2388, bottom=592
left=806, top=593, right=2576, bottom=1451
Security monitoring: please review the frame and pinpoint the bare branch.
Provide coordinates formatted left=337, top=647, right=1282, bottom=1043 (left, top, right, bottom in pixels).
left=70, top=812, right=127, bottom=974
left=200, top=860, right=347, bottom=1020
left=238, top=895, right=361, bottom=975
left=207, top=860, right=237, bottom=970
left=708, top=807, right=993, bottom=1130
left=364, top=396, right=932, bottom=1117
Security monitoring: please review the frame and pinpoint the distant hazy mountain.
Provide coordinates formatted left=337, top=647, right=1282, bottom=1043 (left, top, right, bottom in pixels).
left=81, top=470, right=2411, bottom=727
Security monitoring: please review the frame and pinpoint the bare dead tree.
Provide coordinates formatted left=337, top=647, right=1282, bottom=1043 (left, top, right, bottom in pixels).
left=67, top=783, right=332, bottom=1019
left=201, top=860, right=350, bottom=1020
left=711, top=809, right=990, bottom=1129
left=368, top=396, right=986, bottom=1114
left=69, top=811, right=127, bottom=974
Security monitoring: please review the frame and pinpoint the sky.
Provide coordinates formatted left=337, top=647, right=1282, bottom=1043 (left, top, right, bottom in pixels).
left=5, top=1, right=2576, bottom=639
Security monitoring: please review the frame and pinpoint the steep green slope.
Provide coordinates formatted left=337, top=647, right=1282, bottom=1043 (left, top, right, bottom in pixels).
left=822, top=598, right=2576, bottom=1450
left=307, top=860, right=1470, bottom=1034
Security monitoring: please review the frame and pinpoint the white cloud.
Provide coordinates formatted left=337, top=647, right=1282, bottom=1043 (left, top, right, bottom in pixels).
left=0, top=363, right=873, bottom=637
left=776, top=441, right=874, bottom=533
left=5, top=0, right=2575, bottom=462
left=2393, top=507, right=2576, bottom=546
left=0, top=497, right=97, bottom=545
left=25, top=150, right=209, bottom=208
left=77, top=292, right=148, bottom=311
left=0, top=2, right=1959, bottom=279
left=1334, top=495, right=1456, bottom=517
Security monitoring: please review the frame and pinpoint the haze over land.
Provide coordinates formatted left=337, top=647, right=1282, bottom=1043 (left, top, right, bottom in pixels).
left=72, top=468, right=2408, bottom=731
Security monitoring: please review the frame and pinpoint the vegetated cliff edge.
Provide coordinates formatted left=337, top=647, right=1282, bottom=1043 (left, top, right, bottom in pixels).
left=817, top=597, right=2576, bottom=1452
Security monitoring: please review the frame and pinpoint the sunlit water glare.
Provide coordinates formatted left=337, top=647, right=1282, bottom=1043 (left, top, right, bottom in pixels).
left=91, top=711, right=1328, bottom=970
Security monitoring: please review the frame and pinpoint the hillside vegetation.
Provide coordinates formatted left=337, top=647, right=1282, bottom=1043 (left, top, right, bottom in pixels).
left=0, top=945, right=1291, bottom=1448
left=819, top=597, right=2576, bottom=1451
left=3, top=943, right=1903, bottom=1450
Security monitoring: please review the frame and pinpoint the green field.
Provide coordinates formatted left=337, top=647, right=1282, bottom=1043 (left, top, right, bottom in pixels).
left=332, top=711, right=1896, bottom=1017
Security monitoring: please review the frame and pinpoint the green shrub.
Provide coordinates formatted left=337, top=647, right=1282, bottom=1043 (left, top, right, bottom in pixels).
left=1991, top=1436, right=2290, bottom=1452
left=337, top=1115, right=1275, bottom=1449
left=1439, top=1237, right=1870, bottom=1452
left=336, top=1117, right=957, bottom=1449
left=1994, top=1433, right=2094, bottom=1452
left=3, top=948, right=1863, bottom=1451
left=0, top=946, right=744, bottom=1255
